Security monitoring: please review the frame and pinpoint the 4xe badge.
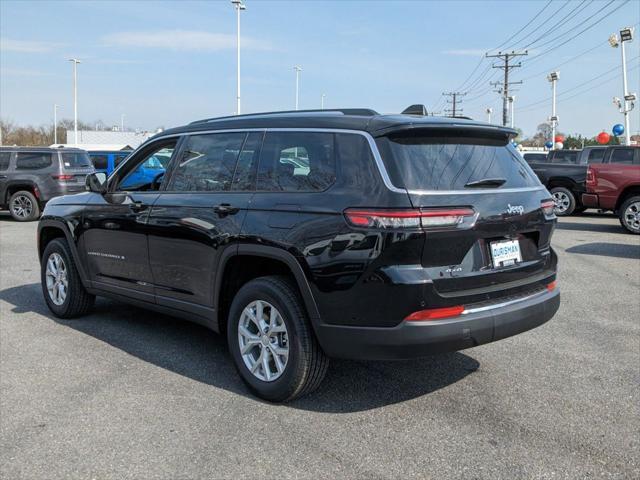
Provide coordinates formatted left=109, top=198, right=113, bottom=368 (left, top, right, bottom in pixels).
left=506, top=204, right=524, bottom=215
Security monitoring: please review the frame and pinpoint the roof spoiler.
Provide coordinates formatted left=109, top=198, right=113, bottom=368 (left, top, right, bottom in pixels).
left=401, top=104, right=428, bottom=116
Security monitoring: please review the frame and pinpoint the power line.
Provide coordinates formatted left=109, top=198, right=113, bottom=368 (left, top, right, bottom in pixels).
left=494, top=0, right=554, bottom=51
left=523, top=0, right=593, bottom=49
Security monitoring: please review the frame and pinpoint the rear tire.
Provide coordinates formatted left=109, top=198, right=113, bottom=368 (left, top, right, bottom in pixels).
left=227, top=276, right=329, bottom=402
left=9, top=190, right=40, bottom=221
left=550, top=187, right=576, bottom=216
left=619, top=196, right=640, bottom=234
left=41, top=239, right=95, bottom=318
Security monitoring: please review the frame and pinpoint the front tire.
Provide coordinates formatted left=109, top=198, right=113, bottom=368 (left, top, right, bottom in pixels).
left=619, top=196, right=640, bottom=234
left=9, top=190, right=40, bottom=221
left=227, top=276, right=328, bottom=402
left=41, top=239, right=95, bottom=318
left=550, top=187, right=576, bottom=216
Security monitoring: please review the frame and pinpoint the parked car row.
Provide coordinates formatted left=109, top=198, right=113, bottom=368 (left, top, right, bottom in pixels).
left=522, top=145, right=639, bottom=233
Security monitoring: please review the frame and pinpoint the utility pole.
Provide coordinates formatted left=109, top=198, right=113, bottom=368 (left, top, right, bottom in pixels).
left=294, top=66, right=302, bottom=110
left=231, top=0, right=246, bottom=115
left=53, top=104, right=60, bottom=144
left=68, top=58, right=81, bottom=145
left=486, top=51, right=527, bottom=126
left=548, top=72, right=559, bottom=149
left=443, top=91, right=466, bottom=117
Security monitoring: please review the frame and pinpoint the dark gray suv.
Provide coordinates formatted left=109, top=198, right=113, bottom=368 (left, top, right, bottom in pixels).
left=0, top=147, right=94, bottom=221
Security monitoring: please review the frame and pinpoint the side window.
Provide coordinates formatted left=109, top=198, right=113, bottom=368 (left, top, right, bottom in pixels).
left=116, top=143, right=175, bottom=192
left=587, top=149, right=605, bottom=164
left=609, top=148, right=635, bottom=165
left=257, top=132, right=336, bottom=192
left=91, top=154, right=109, bottom=171
left=15, top=152, right=52, bottom=170
left=168, top=133, right=245, bottom=192
left=0, top=152, right=11, bottom=171
left=231, top=132, right=262, bottom=191
left=550, top=151, right=578, bottom=164
left=114, top=154, right=128, bottom=167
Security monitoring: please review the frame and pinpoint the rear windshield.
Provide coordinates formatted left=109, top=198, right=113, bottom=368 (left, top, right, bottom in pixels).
left=376, top=134, right=539, bottom=191
left=61, top=151, right=92, bottom=168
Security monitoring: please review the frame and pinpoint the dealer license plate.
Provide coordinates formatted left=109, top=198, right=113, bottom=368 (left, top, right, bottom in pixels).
left=490, top=239, right=522, bottom=268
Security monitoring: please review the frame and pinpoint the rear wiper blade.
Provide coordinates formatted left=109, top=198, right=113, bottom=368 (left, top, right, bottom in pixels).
left=464, top=177, right=507, bottom=188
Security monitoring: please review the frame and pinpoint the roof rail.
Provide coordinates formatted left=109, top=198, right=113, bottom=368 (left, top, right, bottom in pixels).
left=189, top=108, right=379, bottom=125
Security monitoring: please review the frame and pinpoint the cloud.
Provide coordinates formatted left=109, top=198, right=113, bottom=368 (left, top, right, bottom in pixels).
left=102, top=30, right=271, bottom=51
left=442, top=49, right=488, bottom=56
left=0, top=38, right=65, bottom=53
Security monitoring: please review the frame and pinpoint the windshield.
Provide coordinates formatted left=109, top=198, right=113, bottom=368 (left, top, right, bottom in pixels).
left=61, top=151, right=92, bottom=168
left=376, top=134, right=539, bottom=191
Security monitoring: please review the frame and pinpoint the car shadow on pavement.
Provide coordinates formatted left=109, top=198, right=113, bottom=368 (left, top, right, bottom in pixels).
left=0, top=283, right=480, bottom=413
left=556, top=220, right=625, bottom=235
left=565, top=242, right=640, bottom=260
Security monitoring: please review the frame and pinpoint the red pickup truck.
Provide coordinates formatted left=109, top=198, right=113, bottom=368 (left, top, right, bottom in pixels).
left=582, top=146, right=640, bottom=234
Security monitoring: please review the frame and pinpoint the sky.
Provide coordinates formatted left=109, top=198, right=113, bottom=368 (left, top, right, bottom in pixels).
left=1, top=0, right=639, bottom=138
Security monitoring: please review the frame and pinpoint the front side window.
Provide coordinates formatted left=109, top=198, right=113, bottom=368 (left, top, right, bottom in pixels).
left=376, top=133, right=538, bottom=191
left=117, top=144, right=174, bottom=192
left=168, top=133, right=246, bottom=192
left=257, top=132, right=336, bottom=192
left=609, top=148, right=635, bottom=165
left=0, top=152, right=11, bottom=171
left=61, top=151, right=92, bottom=168
left=15, top=152, right=53, bottom=170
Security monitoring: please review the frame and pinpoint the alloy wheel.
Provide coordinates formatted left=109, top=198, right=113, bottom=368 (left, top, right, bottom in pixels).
left=552, top=191, right=570, bottom=214
left=45, top=253, right=68, bottom=306
left=11, top=195, right=33, bottom=219
left=623, top=201, right=640, bottom=233
left=237, top=300, right=289, bottom=382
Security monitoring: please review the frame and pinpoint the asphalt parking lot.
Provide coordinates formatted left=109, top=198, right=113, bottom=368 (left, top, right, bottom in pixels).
left=1, top=212, right=638, bottom=479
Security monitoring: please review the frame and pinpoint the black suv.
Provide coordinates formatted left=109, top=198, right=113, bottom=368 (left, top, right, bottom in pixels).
left=38, top=110, right=560, bottom=401
left=0, top=147, right=94, bottom=221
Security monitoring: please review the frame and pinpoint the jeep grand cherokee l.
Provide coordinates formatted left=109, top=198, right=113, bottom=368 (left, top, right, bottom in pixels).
left=37, top=109, right=560, bottom=401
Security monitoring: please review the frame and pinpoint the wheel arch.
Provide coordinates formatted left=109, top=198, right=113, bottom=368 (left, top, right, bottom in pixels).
left=547, top=177, right=578, bottom=191
left=5, top=181, right=39, bottom=204
left=38, top=219, right=91, bottom=288
left=615, top=184, right=640, bottom=211
left=215, top=244, right=321, bottom=335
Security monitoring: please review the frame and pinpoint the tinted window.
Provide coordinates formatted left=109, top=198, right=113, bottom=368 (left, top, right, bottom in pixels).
left=587, top=149, right=605, bottom=164
left=376, top=134, right=538, bottom=191
left=523, top=153, right=548, bottom=163
left=0, top=152, right=10, bottom=171
left=169, top=133, right=245, bottom=192
left=15, top=152, right=52, bottom=170
left=609, top=148, right=635, bottom=165
left=115, top=154, right=129, bottom=167
left=232, top=132, right=262, bottom=191
left=90, top=154, right=108, bottom=170
left=61, top=151, right=92, bottom=168
left=550, top=150, right=579, bottom=164
left=257, top=132, right=336, bottom=192
left=117, top=144, right=174, bottom=191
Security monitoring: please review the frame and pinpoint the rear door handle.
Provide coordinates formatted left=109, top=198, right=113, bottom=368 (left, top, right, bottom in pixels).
left=129, top=201, right=147, bottom=213
left=213, top=203, right=240, bottom=215
left=0, top=175, right=7, bottom=179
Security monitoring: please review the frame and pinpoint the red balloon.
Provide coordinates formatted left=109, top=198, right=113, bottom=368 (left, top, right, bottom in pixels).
left=554, top=135, right=564, bottom=143
left=597, top=132, right=610, bottom=145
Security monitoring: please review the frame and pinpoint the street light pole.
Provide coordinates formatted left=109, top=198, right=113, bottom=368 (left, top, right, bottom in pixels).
left=231, top=0, right=246, bottom=115
left=610, top=27, right=636, bottom=146
left=294, top=66, right=302, bottom=110
left=68, top=59, right=81, bottom=145
left=547, top=71, right=559, bottom=150
left=508, top=96, right=515, bottom=129
left=121, top=114, right=125, bottom=131
left=53, top=104, right=59, bottom=144
left=321, top=93, right=326, bottom=110
left=486, top=107, right=492, bottom=123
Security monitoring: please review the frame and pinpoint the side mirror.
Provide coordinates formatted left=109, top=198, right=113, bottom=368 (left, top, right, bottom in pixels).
left=86, top=172, right=107, bottom=194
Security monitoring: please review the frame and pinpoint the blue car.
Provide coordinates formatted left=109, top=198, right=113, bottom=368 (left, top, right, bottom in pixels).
left=88, top=150, right=166, bottom=190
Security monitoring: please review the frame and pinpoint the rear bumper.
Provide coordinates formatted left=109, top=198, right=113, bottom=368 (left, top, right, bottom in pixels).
left=582, top=193, right=599, bottom=208
left=315, top=288, right=560, bottom=360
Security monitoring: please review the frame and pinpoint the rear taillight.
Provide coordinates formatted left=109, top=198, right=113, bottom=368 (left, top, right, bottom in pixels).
left=344, top=208, right=476, bottom=229
left=546, top=280, right=557, bottom=292
left=405, top=305, right=465, bottom=321
left=52, top=174, right=74, bottom=181
left=541, top=199, right=555, bottom=216
left=586, top=167, right=595, bottom=187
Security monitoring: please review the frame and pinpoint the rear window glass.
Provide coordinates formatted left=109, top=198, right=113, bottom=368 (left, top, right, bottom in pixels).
left=257, top=132, right=336, bottom=192
left=90, top=154, right=108, bottom=170
left=609, top=148, right=635, bottom=165
left=15, top=152, right=53, bottom=170
left=376, top=134, right=539, bottom=191
left=61, top=152, right=92, bottom=168
left=0, top=152, right=10, bottom=170
left=550, top=150, right=579, bottom=164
